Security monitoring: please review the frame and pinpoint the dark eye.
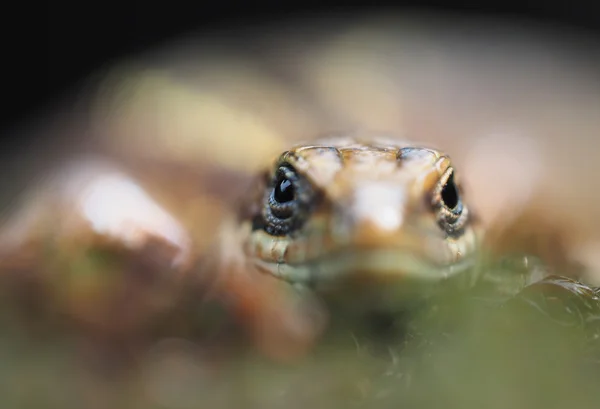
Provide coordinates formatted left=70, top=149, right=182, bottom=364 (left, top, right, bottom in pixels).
left=434, top=168, right=467, bottom=236
left=441, top=172, right=459, bottom=210
left=274, top=177, right=295, bottom=203
left=259, top=164, right=314, bottom=236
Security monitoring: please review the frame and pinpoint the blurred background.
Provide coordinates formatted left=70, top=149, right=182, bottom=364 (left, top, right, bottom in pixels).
left=0, top=2, right=600, bottom=409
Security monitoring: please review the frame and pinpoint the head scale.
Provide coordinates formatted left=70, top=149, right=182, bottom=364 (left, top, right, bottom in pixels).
left=238, top=134, right=480, bottom=298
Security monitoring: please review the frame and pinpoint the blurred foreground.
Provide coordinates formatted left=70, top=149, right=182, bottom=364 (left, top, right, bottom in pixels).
left=1, top=12, right=600, bottom=409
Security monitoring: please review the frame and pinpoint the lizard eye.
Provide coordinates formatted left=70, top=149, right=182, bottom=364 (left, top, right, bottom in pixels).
left=441, top=171, right=460, bottom=211
left=274, top=176, right=295, bottom=204
left=433, top=168, right=468, bottom=236
left=261, top=164, right=315, bottom=236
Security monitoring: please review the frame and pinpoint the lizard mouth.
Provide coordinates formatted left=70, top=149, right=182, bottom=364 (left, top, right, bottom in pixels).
left=253, top=248, right=479, bottom=291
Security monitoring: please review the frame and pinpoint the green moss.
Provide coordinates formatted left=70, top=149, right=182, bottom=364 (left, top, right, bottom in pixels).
left=0, top=258, right=598, bottom=409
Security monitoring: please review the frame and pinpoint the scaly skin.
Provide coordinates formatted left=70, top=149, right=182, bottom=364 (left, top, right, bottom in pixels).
left=208, top=134, right=599, bottom=360
left=0, top=133, right=596, bottom=363
left=206, top=134, right=485, bottom=358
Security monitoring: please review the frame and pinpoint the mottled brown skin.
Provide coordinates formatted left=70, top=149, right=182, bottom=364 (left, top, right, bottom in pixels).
left=238, top=135, right=478, bottom=286
left=206, top=135, right=600, bottom=361
left=0, top=134, right=595, bottom=364
left=204, top=134, right=483, bottom=359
